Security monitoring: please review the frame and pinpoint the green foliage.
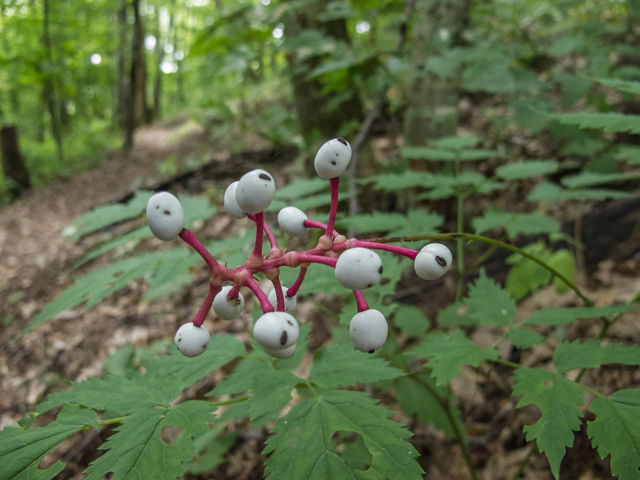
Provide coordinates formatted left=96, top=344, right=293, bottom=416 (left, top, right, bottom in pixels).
left=553, top=340, right=640, bottom=372
left=495, top=160, right=559, bottom=180
left=549, top=112, right=640, bottom=134
left=524, top=305, right=640, bottom=325
left=464, top=270, right=516, bottom=326
left=512, top=368, right=584, bottom=479
left=588, top=389, right=640, bottom=480
left=472, top=207, right=559, bottom=236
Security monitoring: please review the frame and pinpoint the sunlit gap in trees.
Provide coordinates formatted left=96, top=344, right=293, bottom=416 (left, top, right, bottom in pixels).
left=90, top=53, right=101, bottom=65
left=272, top=23, right=283, bottom=39
left=356, top=21, right=370, bottom=34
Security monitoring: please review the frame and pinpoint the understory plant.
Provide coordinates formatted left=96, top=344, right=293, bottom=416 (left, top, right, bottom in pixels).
left=2, top=79, right=640, bottom=480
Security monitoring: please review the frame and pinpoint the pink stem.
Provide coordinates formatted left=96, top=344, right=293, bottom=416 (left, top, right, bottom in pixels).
left=354, top=291, right=369, bottom=313
left=228, top=283, right=241, bottom=299
left=250, top=212, right=265, bottom=258
left=271, top=276, right=285, bottom=312
left=352, top=240, right=418, bottom=260
left=179, top=229, right=219, bottom=271
left=287, top=266, right=307, bottom=297
left=249, top=213, right=280, bottom=250
left=193, top=283, right=221, bottom=326
left=325, top=177, right=340, bottom=238
left=245, top=277, right=274, bottom=313
left=294, top=254, right=337, bottom=268
left=304, top=219, right=340, bottom=238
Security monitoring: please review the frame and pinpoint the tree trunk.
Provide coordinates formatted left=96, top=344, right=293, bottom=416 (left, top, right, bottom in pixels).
left=153, top=11, right=165, bottom=121
left=403, top=0, right=470, bottom=147
left=114, top=0, right=129, bottom=130
left=123, top=0, right=147, bottom=149
left=42, top=0, right=64, bottom=163
left=1, top=126, right=31, bottom=199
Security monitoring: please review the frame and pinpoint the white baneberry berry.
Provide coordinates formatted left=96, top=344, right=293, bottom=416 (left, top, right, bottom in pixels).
left=314, top=137, right=352, bottom=179
left=264, top=342, right=297, bottom=360
left=224, top=181, right=247, bottom=219
left=335, top=247, right=383, bottom=291
left=349, top=309, right=388, bottom=353
left=235, top=169, right=276, bottom=214
left=146, top=191, right=184, bottom=241
left=268, top=285, right=297, bottom=314
left=253, top=311, right=299, bottom=350
left=212, top=285, right=245, bottom=320
left=278, top=206, right=308, bottom=237
left=414, top=243, right=452, bottom=280
left=174, top=322, right=211, bottom=357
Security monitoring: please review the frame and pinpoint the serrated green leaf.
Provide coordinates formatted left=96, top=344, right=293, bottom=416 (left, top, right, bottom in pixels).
left=495, top=160, right=559, bottom=180
left=309, top=345, right=403, bottom=389
left=549, top=112, right=640, bottom=134
left=561, top=171, right=640, bottom=188
left=614, top=145, right=640, bottom=165
left=387, top=210, right=444, bottom=241
left=527, top=181, right=631, bottom=201
left=588, top=389, right=640, bottom=480
left=361, top=171, right=433, bottom=192
left=208, top=356, right=270, bottom=397
left=472, top=207, right=559, bottom=237
left=264, top=390, right=423, bottom=480
left=0, top=404, right=99, bottom=480
left=464, top=270, right=516, bottom=326
left=553, top=340, right=640, bottom=372
left=335, top=212, right=407, bottom=234
left=144, top=335, right=245, bottom=387
left=512, top=369, right=584, bottom=479
left=187, top=433, right=237, bottom=474
left=63, top=191, right=153, bottom=239
left=507, top=327, right=544, bottom=348
left=592, top=77, right=640, bottom=95
left=144, top=250, right=200, bottom=300
left=275, top=177, right=328, bottom=200
left=249, top=369, right=299, bottom=420
left=395, top=372, right=462, bottom=437
left=430, top=135, right=480, bottom=150
left=548, top=249, right=575, bottom=294
left=409, top=331, right=500, bottom=384
left=74, top=226, right=153, bottom=268
left=401, top=147, right=455, bottom=161
left=85, top=400, right=214, bottom=480
left=36, top=372, right=183, bottom=417
left=524, top=305, right=640, bottom=325
left=393, top=305, right=430, bottom=337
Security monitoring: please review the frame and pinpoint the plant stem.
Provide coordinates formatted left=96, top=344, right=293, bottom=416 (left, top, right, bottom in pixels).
left=287, top=266, right=307, bottom=297
left=271, top=274, right=285, bottom=312
left=304, top=219, right=340, bottom=238
left=210, top=395, right=250, bottom=407
left=192, top=283, right=221, bottom=326
left=325, top=177, right=340, bottom=239
left=511, top=442, right=537, bottom=480
left=352, top=240, right=418, bottom=260
left=179, top=229, right=219, bottom=271
left=353, top=291, right=369, bottom=312
left=245, top=277, right=273, bottom=313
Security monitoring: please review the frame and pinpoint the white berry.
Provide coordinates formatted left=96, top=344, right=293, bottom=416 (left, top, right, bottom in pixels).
left=414, top=243, right=452, bottom=280
left=224, top=181, right=247, bottom=219
left=146, top=191, right=184, bottom=241
left=253, top=312, right=299, bottom=350
left=350, top=309, right=388, bottom=353
left=278, top=207, right=308, bottom=237
left=235, top=169, right=276, bottom=214
left=264, top=342, right=297, bottom=359
left=174, top=323, right=211, bottom=357
left=314, top=137, right=352, bottom=179
left=335, top=247, right=382, bottom=291
left=212, top=286, right=245, bottom=320
left=268, top=286, right=297, bottom=314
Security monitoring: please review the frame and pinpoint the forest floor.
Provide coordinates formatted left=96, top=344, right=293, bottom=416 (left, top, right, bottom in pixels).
left=0, top=115, right=639, bottom=480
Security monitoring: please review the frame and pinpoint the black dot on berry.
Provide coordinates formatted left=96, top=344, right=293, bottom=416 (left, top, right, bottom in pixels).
left=436, top=256, right=447, bottom=267
left=368, top=350, right=375, bottom=354
left=368, top=284, right=373, bottom=288
left=155, top=205, right=159, bottom=209
left=202, top=344, right=206, bottom=349
left=178, top=338, right=181, bottom=342
left=331, top=161, right=337, bottom=165
left=164, top=210, right=171, bottom=215
left=280, top=331, right=288, bottom=345
left=337, top=137, right=347, bottom=145
left=287, top=320, right=293, bottom=326
left=378, top=266, right=383, bottom=274
left=259, top=173, right=272, bottom=181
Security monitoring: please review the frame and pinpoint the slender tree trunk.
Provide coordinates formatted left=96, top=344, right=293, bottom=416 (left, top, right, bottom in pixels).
left=123, top=0, right=147, bottom=149
left=153, top=11, right=165, bottom=121
left=115, top=0, right=128, bottom=130
left=1, top=126, right=31, bottom=199
left=174, top=15, right=185, bottom=106
left=42, top=0, right=64, bottom=163
left=403, top=0, right=470, bottom=147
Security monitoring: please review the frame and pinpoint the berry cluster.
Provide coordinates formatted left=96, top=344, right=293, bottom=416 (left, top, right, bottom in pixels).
left=146, top=138, right=452, bottom=358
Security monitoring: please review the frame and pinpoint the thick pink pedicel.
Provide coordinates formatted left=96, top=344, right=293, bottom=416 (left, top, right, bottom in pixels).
left=193, top=283, right=221, bottom=326
left=304, top=219, right=340, bottom=239
left=287, top=266, right=308, bottom=297
left=354, top=291, right=369, bottom=313
left=351, top=240, right=418, bottom=260
left=245, top=276, right=274, bottom=313
left=271, top=276, right=285, bottom=312
left=179, top=229, right=219, bottom=271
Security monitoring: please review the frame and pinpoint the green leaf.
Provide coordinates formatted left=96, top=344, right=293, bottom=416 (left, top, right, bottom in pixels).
left=592, top=77, right=640, bottom=95
left=187, top=433, right=237, bottom=474
left=495, top=160, right=559, bottom=180
left=549, top=112, right=640, bottom=134
left=74, top=226, right=153, bottom=268
left=264, top=390, right=423, bottom=480
left=464, top=270, right=516, bottom=326
left=393, top=305, right=430, bottom=337
left=275, top=177, right=328, bottom=200
left=144, top=335, right=245, bottom=387
left=409, top=331, right=500, bottom=384
left=614, top=145, right=640, bottom=165
left=507, top=327, right=544, bottom=348
left=36, top=372, right=184, bottom=417
left=553, top=340, right=640, bottom=372
left=361, top=171, right=433, bottom=192
left=524, top=305, right=640, bottom=325
left=511, top=368, right=584, bottom=479
left=144, top=250, right=200, bottom=300
left=395, top=372, right=462, bottom=437
left=588, top=389, right=640, bottom=480
left=430, top=134, right=480, bottom=150
left=62, top=191, right=153, bottom=238
left=547, top=249, right=575, bottom=294
left=472, top=207, right=559, bottom=237
left=309, top=345, right=403, bottom=389
left=85, top=400, right=214, bottom=480
left=560, top=171, right=640, bottom=188
left=249, top=369, right=300, bottom=421
left=335, top=212, right=407, bottom=234
left=208, top=356, right=269, bottom=397
left=463, top=60, right=516, bottom=93
left=402, top=147, right=501, bottom=162
left=0, top=404, right=99, bottom=480
left=527, top=181, right=631, bottom=201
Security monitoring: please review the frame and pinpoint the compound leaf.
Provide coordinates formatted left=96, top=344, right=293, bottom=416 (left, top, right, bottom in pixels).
left=335, top=212, right=407, bottom=234
left=592, top=77, right=640, bottom=95
left=511, top=368, right=584, bottom=479
left=524, top=305, right=640, bottom=325
left=249, top=369, right=299, bottom=420
left=507, top=326, right=544, bottom=348
left=362, top=171, right=433, bottom=192
left=264, top=390, right=423, bottom=480
left=495, top=160, right=559, bottom=180
left=553, top=340, right=640, bottom=372
left=409, top=331, right=500, bottom=384
left=588, top=389, right=640, bottom=480
left=549, top=112, right=640, bottom=134
left=472, top=207, right=559, bottom=237
left=527, top=182, right=631, bottom=202
left=464, top=270, right=516, bottom=326
left=309, top=345, right=403, bottom=389
left=0, top=404, right=98, bottom=480
left=85, top=400, right=214, bottom=480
